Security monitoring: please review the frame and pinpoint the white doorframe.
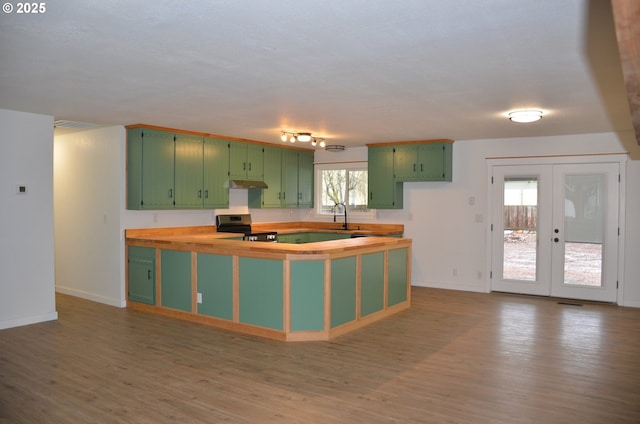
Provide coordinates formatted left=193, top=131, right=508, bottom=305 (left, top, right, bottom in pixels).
left=485, top=154, right=627, bottom=304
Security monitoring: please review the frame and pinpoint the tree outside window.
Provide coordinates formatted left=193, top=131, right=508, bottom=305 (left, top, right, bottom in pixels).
left=320, top=169, right=368, bottom=213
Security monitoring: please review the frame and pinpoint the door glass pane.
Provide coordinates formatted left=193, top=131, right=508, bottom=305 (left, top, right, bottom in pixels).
left=563, top=174, right=604, bottom=287
left=503, top=177, right=538, bottom=281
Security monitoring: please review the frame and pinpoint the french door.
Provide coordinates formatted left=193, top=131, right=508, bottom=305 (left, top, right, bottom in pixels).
left=490, top=162, right=619, bottom=302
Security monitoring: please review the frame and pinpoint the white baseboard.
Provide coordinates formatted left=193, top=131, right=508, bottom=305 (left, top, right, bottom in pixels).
left=55, top=286, right=126, bottom=308
left=0, top=311, right=58, bottom=330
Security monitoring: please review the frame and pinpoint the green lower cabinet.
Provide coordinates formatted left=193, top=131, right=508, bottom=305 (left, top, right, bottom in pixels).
left=128, top=246, right=155, bottom=305
left=161, top=250, right=192, bottom=312
left=330, top=257, right=357, bottom=328
left=197, top=253, right=233, bottom=320
left=361, top=252, right=385, bottom=317
left=239, top=258, right=283, bottom=330
left=290, top=261, right=325, bottom=331
left=388, top=248, right=408, bottom=306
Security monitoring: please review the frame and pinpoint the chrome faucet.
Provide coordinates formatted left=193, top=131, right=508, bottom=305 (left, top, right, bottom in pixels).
left=333, top=202, right=348, bottom=230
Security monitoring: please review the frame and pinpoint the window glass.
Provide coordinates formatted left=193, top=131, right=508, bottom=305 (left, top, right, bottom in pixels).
left=317, top=166, right=369, bottom=215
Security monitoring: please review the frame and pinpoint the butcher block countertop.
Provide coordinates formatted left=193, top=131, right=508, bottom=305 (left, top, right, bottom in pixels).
left=125, top=222, right=408, bottom=258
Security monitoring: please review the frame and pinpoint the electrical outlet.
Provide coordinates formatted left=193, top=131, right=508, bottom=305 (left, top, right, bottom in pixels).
left=197, top=293, right=202, bottom=304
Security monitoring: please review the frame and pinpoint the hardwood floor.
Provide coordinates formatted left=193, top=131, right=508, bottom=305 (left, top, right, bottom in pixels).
left=1, top=288, right=639, bottom=423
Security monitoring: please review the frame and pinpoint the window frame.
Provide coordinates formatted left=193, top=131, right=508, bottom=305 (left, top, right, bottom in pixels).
left=313, top=161, right=376, bottom=219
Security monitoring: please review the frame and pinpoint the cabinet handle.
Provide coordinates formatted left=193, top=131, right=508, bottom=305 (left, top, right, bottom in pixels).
left=298, top=192, right=302, bottom=200
left=413, top=163, right=416, bottom=172
left=248, top=162, right=252, bottom=171
left=168, top=188, right=173, bottom=198
left=147, top=269, right=151, bottom=280
left=205, top=189, right=209, bottom=199
left=282, top=192, right=286, bottom=200
left=277, top=192, right=281, bottom=200
left=421, top=164, right=424, bottom=172
left=198, top=189, right=202, bottom=199
left=243, top=162, right=246, bottom=171
left=369, top=192, right=373, bottom=200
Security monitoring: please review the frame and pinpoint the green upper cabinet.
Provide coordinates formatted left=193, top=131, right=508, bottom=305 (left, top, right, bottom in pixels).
left=418, top=142, right=453, bottom=181
left=259, top=145, right=283, bottom=208
left=297, top=150, right=314, bottom=208
left=249, top=147, right=315, bottom=209
left=367, top=146, right=403, bottom=209
left=127, top=128, right=176, bottom=210
left=203, top=137, right=230, bottom=208
left=394, top=142, right=453, bottom=182
left=174, top=134, right=204, bottom=208
left=280, top=148, right=300, bottom=208
left=229, top=141, right=264, bottom=181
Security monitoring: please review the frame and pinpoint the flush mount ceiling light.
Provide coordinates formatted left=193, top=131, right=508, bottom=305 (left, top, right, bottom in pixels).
left=508, top=109, right=543, bottom=123
left=280, top=131, right=326, bottom=148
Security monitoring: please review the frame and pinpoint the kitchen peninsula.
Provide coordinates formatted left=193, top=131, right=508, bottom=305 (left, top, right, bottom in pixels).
left=125, top=222, right=411, bottom=341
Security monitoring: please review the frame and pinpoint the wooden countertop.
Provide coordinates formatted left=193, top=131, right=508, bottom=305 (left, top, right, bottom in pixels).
left=125, top=222, right=409, bottom=258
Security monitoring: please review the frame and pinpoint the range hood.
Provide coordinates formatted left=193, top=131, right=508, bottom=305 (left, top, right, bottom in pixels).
left=229, top=179, right=268, bottom=189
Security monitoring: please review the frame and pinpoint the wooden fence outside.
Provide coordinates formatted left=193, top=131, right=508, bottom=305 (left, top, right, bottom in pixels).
left=504, top=205, right=537, bottom=230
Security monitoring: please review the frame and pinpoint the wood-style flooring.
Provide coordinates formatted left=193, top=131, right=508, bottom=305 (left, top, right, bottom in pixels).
left=1, top=288, right=639, bottom=423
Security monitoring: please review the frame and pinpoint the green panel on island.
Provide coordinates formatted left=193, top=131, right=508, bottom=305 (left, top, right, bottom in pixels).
left=125, top=222, right=411, bottom=341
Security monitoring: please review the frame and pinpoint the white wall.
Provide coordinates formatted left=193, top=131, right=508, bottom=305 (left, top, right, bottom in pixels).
left=0, top=109, right=57, bottom=329
left=54, top=126, right=126, bottom=306
left=316, top=133, right=640, bottom=307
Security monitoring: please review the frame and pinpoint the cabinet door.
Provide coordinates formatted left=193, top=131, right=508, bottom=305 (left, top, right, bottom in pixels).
left=128, top=246, right=155, bottom=305
left=368, top=146, right=402, bottom=209
left=239, top=258, right=283, bottom=330
left=259, top=146, right=283, bottom=208
left=280, top=149, right=299, bottom=207
left=174, top=134, right=204, bottom=208
left=393, top=145, right=418, bottom=181
left=161, top=250, right=192, bottom=312
left=246, top=143, right=264, bottom=181
left=418, top=142, right=453, bottom=181
left=197, top=253, right=233, bottom=320
left=228, top=141, right=247, bottom=179
left=229, top=142, right=264, bottom=180
left=127, top=128, right=144, bottom=210
left=142, top=129, right=175, bottom=209
left=297, top=150, right=314, bottom=208
left=203, top=137, right=230, bottom=208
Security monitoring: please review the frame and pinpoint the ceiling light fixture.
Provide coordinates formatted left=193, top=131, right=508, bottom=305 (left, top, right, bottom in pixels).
left=508, top=109, right=543, bottom=123
left=280, top=131, right=326, bottom=148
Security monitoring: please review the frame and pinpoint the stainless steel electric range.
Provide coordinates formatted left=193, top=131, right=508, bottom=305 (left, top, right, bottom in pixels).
left=215, top=214, right=277, bottom=242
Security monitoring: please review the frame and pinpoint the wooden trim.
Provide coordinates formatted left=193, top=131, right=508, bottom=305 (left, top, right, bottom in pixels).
left=406, top=245, right=412, bottom=305
left=355, top=255, right=362, bottom=319
left=125, top=123, right=315, bottom=152
left=324, top=259, right=331, bottom=332
left=124, top=244, right=130, bottom=304
left=155, top=248, right=161, bottom=307
left=232, top=255, right=239, bottom=323
left=611, top=0, right=640, bottom=145
left=366, top=138, right=454, bottom=147
left=283, top=260, right=291, bottom=334
left=191, top=252, right=197, bottom=313
left=383, top=250, right=389, bottom=310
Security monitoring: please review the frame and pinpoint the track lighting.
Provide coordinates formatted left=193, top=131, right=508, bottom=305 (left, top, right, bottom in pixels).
left=280, top=131, right=326, bottom=148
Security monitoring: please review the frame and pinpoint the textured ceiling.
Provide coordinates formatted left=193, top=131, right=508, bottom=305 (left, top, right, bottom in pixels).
left=0, top=0, right=633, bottom=147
